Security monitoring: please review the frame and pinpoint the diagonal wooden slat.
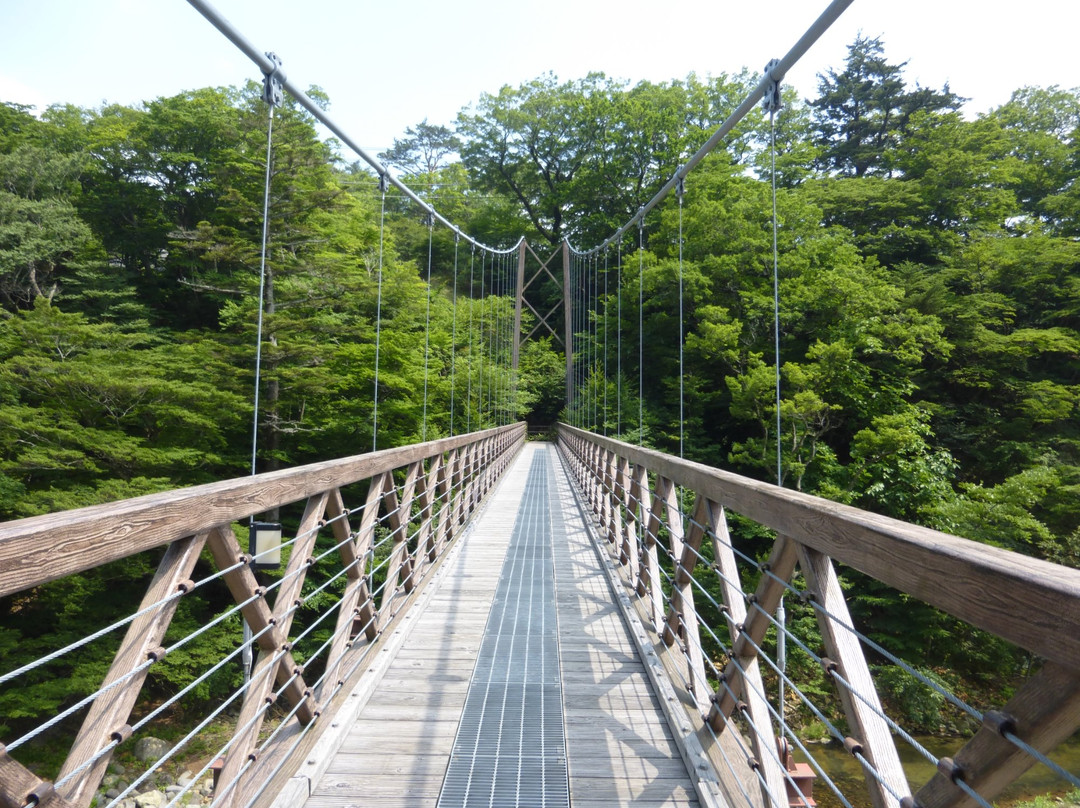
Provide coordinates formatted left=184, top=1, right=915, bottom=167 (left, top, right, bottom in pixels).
left=707, top=504, right=788, bottom=808
left=711, top=533, right=799, bottom=722
left=223, top=493, right=331, bottom=808
left=321, top=487, right=371, bottom=694
left=798, top=545, right=906, bottom=808
left=379, top=462, right=420, bottom=616
left=205, top=526, right=317, bottom=807
left=204, top=527, right=315, bottom=724
left=916, top=662, right=1080, bottom=808
left=0, top=749, right=77, bottom=808
left=56, top=533, right=208, bottom=807
left=660, top=492, right=710, bottom=713
left=640, top=473, right=670, bottom=634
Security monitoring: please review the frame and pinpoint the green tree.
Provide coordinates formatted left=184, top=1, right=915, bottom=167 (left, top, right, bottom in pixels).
left=812, top=35, right=961, bottom=178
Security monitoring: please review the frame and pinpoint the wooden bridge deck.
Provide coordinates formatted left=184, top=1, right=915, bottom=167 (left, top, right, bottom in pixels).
left=295, top=442, right=700, bottom=808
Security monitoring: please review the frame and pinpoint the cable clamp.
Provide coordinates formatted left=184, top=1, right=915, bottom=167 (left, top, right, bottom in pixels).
left=937, top=756, right=965, bottom=783
left=26, top=782, right=56, bottom=807
left=378, top=172, right=390, bottom=194
left=262, top=52, right=285, bottom=108
left=982, top=709, right=1017, bottom=737
left=675, top=170, right=686, bottom=199
left=762, top=58, right=782, bottom=113
left=424, top=210, right=436, bottom=228
left=843, top=736, right=863, bottom=757
left=110, top=724, right=133, bottom=744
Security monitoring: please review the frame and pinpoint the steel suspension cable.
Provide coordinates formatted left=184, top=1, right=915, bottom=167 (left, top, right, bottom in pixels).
left=422, top=214, right=434, bottom=441
left=243, top=91, right=277, bottom=689
left=466, top=244, right=475, bottom=433
left=617, top=240, right=622, bottom=437
left=767, top=80, right=788, bottom=733
left=372, top=176, right=388, bottom=451
left=596, top=253, right=604, bottom=432
left=676, top=177, right=685, bottom=460
left=638, top=217, right=644, bottom=445
left=478, top=250, right=487, bottom=424
left=250, top=106, right=274, bottom=481
left=559, top=0, right=854, bottom=257
left=450, top=233, right=460, bottom=435
left=603, top=248, right=609, bottom=436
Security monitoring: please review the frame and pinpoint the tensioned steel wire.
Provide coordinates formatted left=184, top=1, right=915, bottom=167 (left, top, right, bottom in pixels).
left=423, top=214, right=435, bottom=441
left=451, top=233, right=460, bottom=434
left=560, top=435, right=1080, bottom=808
left=557, top=441, right=909, bottom=808
left=13, top=436, right=517, bottom=808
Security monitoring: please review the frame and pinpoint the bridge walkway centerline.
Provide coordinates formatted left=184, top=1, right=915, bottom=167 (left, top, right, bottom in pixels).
left=292, top=441, right=704, bottom=808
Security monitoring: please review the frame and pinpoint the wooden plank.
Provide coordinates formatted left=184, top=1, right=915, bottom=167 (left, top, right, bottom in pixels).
left=661, top=493, right=710, bottom=714
left=0, top=749, right=77, bottom=808
left=707, top=504, right=787, bottom=808
left=799, top=545, right=907, bottom=808
left=916, top=662, right=1080, bottom=808
left=620, top=458, right=641, bottom=589
left=0, top=424, right=525, bottom=598
left=57, top=533, right=208, bottom=806
left=381, top=462, right=419, bottom=613
left=641, top=474, right=670, bottom=634
left=225, top=494, right=331, bottom=807
left=205, top=527, right=315, bottom=725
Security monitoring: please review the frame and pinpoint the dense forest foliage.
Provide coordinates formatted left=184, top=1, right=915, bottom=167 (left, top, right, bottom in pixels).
left=1, top=35, right=1078, bottom=737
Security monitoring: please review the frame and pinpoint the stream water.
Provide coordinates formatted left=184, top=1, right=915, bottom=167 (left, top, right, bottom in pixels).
left=798, top=734, right=1080, bottom=808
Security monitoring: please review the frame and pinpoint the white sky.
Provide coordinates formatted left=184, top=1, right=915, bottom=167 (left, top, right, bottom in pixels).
left=1, top=0, right=1078, bottom=157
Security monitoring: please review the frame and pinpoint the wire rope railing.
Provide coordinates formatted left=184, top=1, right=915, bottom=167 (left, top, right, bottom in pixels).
left=0, top=423, right=525, bottom=808
left=557, top=423, right=1080, bottom=808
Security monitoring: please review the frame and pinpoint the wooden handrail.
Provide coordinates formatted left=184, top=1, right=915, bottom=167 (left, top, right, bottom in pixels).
left=0, top=423, right=526, bottom=808
left=557, top=423, right=1080, bottom=808
left=0, top=425, right=523, bottom=599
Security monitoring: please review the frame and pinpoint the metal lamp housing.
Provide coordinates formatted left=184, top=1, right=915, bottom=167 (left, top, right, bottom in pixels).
left=249, top=522, right=283, bottom=570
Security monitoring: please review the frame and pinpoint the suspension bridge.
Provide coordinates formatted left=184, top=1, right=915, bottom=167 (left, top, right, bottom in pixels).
left=1, top=1, right=1079, bottom=808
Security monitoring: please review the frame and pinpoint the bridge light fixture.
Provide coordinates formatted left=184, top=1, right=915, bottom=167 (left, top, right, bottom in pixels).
left=249, top=522, right=283, bottom=570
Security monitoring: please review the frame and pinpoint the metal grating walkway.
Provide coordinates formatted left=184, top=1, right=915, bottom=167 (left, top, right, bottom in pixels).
left=437, top=450, right=570, bottom=808
left=298, top=442, right=701, bottom=808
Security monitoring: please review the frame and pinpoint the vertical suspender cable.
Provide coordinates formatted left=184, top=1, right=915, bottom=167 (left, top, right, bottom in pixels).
left=466, top=245, right=475, bottom=434
left=677, top=176, right=686, bottom=460
left=244, top=99, right=276, bottom=689
left=603, top=248, right=609, bottom=436
left=617, top=240, right=622, bottom=438
left=638, top=217, right=644, bottom=446
left=766, top=63, right=788, bottom=734
left=250, top=107, right=274, bottom=481
left=596, top=253, right=604, bottom=432
left=495, top=252, right=501, bottom=425
left=478, top=250, right=486, bottom=425
left=372, top=174, right=388, bottom=451
left=450, top=233, right=459, bottom=435
left=422, top=214, right=434, bottom=441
